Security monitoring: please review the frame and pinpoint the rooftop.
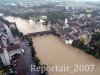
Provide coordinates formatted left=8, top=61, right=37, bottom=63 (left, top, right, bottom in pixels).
left=11, top=54, right=29, bottom=75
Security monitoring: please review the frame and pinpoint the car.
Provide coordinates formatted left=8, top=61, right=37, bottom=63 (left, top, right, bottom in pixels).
left=21, top=49, right=25, bottom=53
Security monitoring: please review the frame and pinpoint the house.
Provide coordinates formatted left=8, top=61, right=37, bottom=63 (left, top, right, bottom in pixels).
left=64, top=19, right=69, bottom=28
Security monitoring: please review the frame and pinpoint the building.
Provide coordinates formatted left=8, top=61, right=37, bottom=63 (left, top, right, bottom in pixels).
left=0, top=22, right=22, bottom=66
left=64, top=19, right=69, bottom=28
left=0, top=22, right=30, bottom=75
left=0, top=33, right=22, bottom=66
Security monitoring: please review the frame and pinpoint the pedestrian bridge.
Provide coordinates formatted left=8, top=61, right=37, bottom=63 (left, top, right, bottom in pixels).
left=27, top=30, right=54, bottom=36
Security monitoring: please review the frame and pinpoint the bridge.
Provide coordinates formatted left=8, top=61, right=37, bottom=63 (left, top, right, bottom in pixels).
left=27, top=30, right=54, bottom=36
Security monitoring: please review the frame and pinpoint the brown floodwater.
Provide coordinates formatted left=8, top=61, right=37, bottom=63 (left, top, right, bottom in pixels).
left=3, top=15, right=100, bottom=75
left=3, top=16, right=49, bottom=34
left=33, top=35, right=100, bottom=75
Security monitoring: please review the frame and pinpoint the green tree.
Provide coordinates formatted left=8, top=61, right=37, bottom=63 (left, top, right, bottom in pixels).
left=31, top=47, right=36, bottom=57
left=47, top=11, right=66, bottom=24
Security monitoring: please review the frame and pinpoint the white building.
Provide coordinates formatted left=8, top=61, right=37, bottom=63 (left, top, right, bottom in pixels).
left=65, top=39, right=73, bottom=45
left=63, top=19, right=69, bottom=28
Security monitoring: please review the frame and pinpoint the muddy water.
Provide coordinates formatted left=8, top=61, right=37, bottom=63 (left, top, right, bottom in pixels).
left=33, top=35, right=100, bottom=75
left=3, top=16, right=49, bottom=34
left=3, top=15, right=100, bottom=75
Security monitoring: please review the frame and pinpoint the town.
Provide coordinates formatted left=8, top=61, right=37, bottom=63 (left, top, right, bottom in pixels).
left=0, top=19, right=47, bottom=74
left=0, top=0, right=100, bottom=75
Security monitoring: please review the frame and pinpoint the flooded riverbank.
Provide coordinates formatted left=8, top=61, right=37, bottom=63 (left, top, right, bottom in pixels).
left=3, top=16, right=49, bottom=34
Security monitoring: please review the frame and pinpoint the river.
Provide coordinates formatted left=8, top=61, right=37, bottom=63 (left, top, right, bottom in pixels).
left=3, top=16, right=49, bottom=34
left=3, top=15, right=100, bottom=75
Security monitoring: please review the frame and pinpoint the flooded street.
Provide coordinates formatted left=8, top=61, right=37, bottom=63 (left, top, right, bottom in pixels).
left=3, top=15, right=100, bottom=75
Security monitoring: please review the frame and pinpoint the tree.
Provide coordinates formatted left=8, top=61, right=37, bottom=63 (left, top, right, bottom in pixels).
left=41, top=65, right=48, bottom=75
left=31, top=47, right=36, bottom=57
left=24, top=35, right=33, bottom=46
left=19, top=32, right=23, bottom=38
left=47, top=11, right=66, bottom=24
left=28, top=38, right=33, bottom=46
left=0, top=66, right=6, bottom=75
left=91, top=32, right=100, bottom=42
left=33, top=56, right=40, bottom=66
left=94, top=50, right=100, bottom=58
left=95, top=41, right=100, bottom=50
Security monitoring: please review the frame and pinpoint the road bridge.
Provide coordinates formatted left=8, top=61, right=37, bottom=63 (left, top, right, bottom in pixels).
left=27, top=30, right=54, bottom=36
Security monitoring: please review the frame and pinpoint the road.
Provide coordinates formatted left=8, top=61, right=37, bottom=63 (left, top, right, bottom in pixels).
left=20, top=40, right=40, bottom=75
left=3, top=23, right=40, bottom=75
left=13, top=37, right=40, bottom=75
